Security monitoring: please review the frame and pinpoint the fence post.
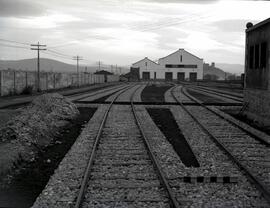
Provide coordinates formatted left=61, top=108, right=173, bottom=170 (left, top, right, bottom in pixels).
left=0, top=70, right=2, bottom=96
left=46, top=72, right=48, bottom=90
left=13, top=70, right=16, bottom=94
left=53, top=73, right=56, bottom=89
left=25, top=71, right=28, bottom=88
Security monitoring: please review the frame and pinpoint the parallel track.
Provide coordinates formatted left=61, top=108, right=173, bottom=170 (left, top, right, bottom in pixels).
left=188, top=85, right=243, bottom=99
left=0, top=84, right=127, bottom=109
left=170, top=85, right=270, bottom=205
left=75, top=85, right=180, bottom=208
left=70, top=84, right=128, bottom=102
left=186, top=86, right=243, bottom=103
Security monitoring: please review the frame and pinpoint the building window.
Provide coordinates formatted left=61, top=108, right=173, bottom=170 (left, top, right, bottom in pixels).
left=246, top=42, right=268, bottom=90
left=145, top=62, right=147, bottom=66
left=165, top=64, right=197, bottom=68
left=260, top=42, right=267, bottom=68
left=255, top=44, right=260, bottom=68
left=180, top=55, right=182, bottom=62
left=249, top=46, right=254, bottom=69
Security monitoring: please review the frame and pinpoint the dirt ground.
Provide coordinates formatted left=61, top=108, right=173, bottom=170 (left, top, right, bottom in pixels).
left=141, top=84, right=172, bottom=102
left=0, top=109, right=21, bottom=128
left=0, top=107, right=97, bottom=208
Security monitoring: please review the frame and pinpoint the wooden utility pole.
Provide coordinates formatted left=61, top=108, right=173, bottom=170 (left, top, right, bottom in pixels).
left=31, top=42, right=46, bottom=91
left=73, top=55, right=83, bottom=86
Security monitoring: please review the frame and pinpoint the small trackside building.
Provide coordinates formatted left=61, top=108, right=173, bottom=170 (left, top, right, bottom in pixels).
left=131, top=49, right=203, bottom=81
left=244, top=18, right=270, bottom=126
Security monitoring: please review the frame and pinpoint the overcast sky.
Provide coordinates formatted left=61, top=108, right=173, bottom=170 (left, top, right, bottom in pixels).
left=0, top=0, right=269, bottom=69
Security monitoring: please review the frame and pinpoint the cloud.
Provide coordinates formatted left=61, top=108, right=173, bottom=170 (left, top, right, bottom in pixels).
left=136, top=0, right=219, bottom=4
left=0, top=0, right=45, bottom=17
left=211, top=19, right=249, bottom=32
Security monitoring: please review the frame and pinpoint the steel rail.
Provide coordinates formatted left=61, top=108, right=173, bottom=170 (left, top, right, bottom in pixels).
left=186, top=86, right=243, bottom=102
left=130, top=85, right=181, bottom=208
left=181, top=86, right=269, bottom=146
left=170, top=85, right=270, bottom=205
left=179, top=81, right=244, bottom=99
left=71, top=84, right=128, bottom=101
left=74, top=84, right=136, bottom=208
left=188, top=85, right=243, bottom=99
left=0, top=83, right=123, bottom=109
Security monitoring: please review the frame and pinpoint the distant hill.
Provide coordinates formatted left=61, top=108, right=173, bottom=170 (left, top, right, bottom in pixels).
left=0, top=58, right=99, bottom=73
left=215, top=63, right=244, bottom=75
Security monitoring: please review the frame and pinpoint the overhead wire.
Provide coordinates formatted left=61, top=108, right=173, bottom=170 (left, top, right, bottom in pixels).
left=0, top=43, right=30, bottom=50
left=0, top=38, right=31, bottom=46
left=41, top=50, right=74, bottom=61
left=47, top=49, right=73, bottom=59
left=0, top=12, right=214, bottom=69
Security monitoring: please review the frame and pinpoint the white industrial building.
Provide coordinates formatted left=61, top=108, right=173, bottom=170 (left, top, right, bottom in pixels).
left=132, top=49, right=203, bottom=81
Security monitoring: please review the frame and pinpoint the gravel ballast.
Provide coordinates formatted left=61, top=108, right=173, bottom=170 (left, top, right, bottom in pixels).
left=31, top=105, right=108, bottom=208
left=135, top=104, right=268, bottom=206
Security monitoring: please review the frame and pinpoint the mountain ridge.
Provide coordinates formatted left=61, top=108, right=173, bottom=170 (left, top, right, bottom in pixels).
left=0, top=58, right=99, bottom=73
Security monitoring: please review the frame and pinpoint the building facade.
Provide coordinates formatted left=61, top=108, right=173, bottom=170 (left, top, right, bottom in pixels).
left=244, top=18, right=270, bottom=126
left=132, top=49, right=203, bottom=81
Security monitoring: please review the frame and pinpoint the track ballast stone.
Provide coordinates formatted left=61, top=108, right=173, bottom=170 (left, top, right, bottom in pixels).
left=136, top=105, right=268, bottom=207
left=82, top=105, right=170, bottom=208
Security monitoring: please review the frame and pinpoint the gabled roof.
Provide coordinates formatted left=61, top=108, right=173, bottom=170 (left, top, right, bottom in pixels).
left=158, top=49, right=203, bottom=61
left=94, top=70, right=113, bottom=75
left=132, top=57, right=158, bottom=66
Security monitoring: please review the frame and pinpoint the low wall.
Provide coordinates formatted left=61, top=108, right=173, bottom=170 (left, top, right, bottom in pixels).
left=0, top=70, right=119, bottom=96
left=244, top=88, right=270, bottom=126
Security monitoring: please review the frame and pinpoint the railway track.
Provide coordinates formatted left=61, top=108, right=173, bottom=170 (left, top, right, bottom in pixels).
left=188, top=85, right=243, bottom=98
left=185, top=86, right=243, bottom=103
left=69, top=84, right=129, bottom=102
left=170, top=86, right=270, bottom=205
left=0, top=83, right=128, bottom=109
left=74, top=85, right=180, bottom=208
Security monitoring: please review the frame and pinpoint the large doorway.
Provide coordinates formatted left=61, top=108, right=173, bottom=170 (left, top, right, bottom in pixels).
left=177, top=72, right=185, bottom=81
left=189, top=72, right=197, bottom=82
left=142, top=72, right=150, bottom=80
left=165, top=72, right=173, bottom=81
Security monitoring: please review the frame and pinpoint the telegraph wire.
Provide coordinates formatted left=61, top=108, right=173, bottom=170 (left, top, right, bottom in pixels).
left=0, top=38, right=31, bottom=46
left=0, top=43, right=30, bottom=50
left=41, top=50, right=74, bottom=61
left=47, top=49, right=73, bottom=59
